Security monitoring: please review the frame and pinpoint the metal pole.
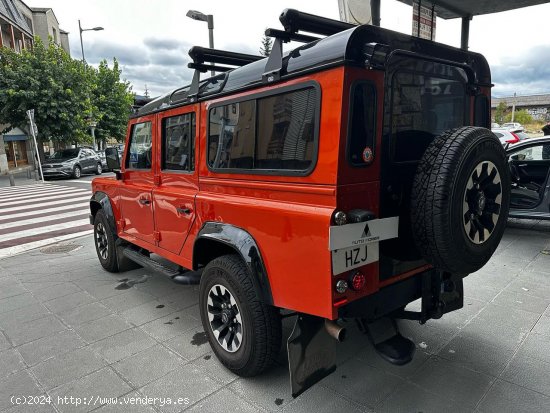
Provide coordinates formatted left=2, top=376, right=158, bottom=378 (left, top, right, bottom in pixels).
left=460, top=15, right=471, bottom=51
left=511, top=92, right=517, bottom=122
left=9, top=174, right=15, bottom=186
left=27, top=110, right=44, bottom=182
left=207, top=15, right=214, bottom=76
left=371, top=0, right=381, bottom=26
left=91, top=127, right=96, bottom=150
left=79, top=19, right=85, bottom=62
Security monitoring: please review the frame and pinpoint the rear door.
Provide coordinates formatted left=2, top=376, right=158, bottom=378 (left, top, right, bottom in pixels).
left=152, top=105, right=199, bottom=255
left=118, top=118, right=156, bottom=244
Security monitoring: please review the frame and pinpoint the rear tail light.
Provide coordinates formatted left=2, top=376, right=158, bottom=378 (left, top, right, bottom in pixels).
left=350, top=271, right=367, bottom=291
left=505, top=133, right=520, bottom=143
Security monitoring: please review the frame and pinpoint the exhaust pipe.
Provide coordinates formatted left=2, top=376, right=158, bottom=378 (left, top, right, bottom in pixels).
left=325, top=319, right=346, bottom=342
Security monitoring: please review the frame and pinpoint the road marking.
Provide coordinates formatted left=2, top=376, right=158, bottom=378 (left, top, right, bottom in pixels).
left=62, top=180, right=93, bottom=184
left=0, top=211, right=90, bottom=230
left=0, top=219, right=91, bottom=243
left=1, top=195, right=91, bottom=214
left=0, top=185, right=95, bottom=259
left=0, top=229, right=94, bottom=259
left=0, top=189, right=89, bottom=206
left=0, top=202, right=90, bottom=221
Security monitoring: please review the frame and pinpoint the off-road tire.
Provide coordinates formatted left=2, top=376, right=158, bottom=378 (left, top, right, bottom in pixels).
left=199, top=254, right=281, bottom=377
left=93, top=210, right=119, bottom=272
left=95, top=163, right=102, bottom=175
left=72, top=165, right=81, bottom=179
left=411, top=127, right=510, bottom=274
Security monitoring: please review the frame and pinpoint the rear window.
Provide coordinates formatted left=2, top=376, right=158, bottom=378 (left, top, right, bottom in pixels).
left=389, top=62, right=468, bottom=163
left=207, top=85, right=319, bottom=174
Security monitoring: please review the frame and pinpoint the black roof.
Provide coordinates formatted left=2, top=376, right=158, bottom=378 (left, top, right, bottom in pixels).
left=134, top=23, right=490, bottom=119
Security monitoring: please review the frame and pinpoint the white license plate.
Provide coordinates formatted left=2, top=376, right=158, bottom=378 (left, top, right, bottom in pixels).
left=331, top=242, right=379, bottom=275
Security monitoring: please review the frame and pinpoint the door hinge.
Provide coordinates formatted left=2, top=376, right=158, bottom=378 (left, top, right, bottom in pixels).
left=117, top=219, right=125, bottom=229
left=154, top=175, right=161, bottom=186
left=153, top=231, right=161, bottom=242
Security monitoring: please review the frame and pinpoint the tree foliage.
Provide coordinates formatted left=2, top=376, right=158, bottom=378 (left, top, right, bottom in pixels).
left=92, top=59, right=134, bottom=143
left=259, top=32, right=273, bottom=57
left=494, top=101, right=507, bottom=124
left=504, top=109, right=533, bottom=125
left=0, top=38, right=134, bottom=160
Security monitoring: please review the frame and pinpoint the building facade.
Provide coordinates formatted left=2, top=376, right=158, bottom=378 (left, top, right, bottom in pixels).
left=0, top=0, right=70, bottom=175
left=492, top=94, right=550, bottom=122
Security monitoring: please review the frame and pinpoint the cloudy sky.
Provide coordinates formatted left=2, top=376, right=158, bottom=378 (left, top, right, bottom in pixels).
left=25, top=0, right=550, bottom=98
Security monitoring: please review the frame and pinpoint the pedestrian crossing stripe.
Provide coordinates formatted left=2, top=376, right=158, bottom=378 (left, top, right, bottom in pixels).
left=0, top=184, right=93, bottom=259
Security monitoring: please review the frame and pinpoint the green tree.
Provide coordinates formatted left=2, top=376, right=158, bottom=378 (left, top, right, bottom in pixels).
left=259, top=32, right=273, bottom=56
left=494, top=101, right=507, bottom=124
left=91, top=58, right=134, bottom=146
left=0, top=38, right=94, bottom=161
left=504, top=109, right=533, bottom=125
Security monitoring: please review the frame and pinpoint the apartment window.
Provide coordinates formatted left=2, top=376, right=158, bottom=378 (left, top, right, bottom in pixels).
left=52, top=28, right=58, bottom=43
left=162, top=113, right=195, bottom=172
left=208, top=85, right=318, bottom=174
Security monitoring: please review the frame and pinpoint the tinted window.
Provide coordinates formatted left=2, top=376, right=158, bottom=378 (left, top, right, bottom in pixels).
left=208, top=87, right=317, bottom=173
left=348, top=82, right=376, bottom=166
left=391, top=71, right=466, bottom=162
left=126, top=122, right=153, bottom=169
left=162, top=113, right=195, bottom=171
left=51, top=149, right=79, bottom=159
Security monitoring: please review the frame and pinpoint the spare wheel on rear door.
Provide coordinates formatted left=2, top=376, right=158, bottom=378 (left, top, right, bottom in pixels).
left=411, top=127, right=511, bottom=274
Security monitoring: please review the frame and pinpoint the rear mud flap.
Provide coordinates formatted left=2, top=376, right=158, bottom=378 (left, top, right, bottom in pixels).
left=287, top=314, right=336, bottom=398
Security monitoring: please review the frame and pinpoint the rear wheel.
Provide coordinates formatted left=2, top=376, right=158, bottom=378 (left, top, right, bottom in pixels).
left=93, top=210, right=119, bottom=272
left=199, top=254, right=281, bottom=376
left=95, top=163, right=102, bottom=175
left=411, top=127, right=510, bottom=274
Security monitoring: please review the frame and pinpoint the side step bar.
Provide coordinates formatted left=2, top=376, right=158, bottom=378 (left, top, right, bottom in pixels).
left=122, top=247, right=201, bottom=285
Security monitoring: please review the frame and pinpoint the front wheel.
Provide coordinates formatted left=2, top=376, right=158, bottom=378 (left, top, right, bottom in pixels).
left=72, top=165, right=81, bottom=179
left=199, top=255, right=281, bottom=377
left=93, top=210, right=119, bottom=272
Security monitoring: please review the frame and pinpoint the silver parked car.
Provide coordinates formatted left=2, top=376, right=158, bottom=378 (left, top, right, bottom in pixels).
left=42, top=148, right=103, bottom=179
left=507, top=136, right=550, bottom=220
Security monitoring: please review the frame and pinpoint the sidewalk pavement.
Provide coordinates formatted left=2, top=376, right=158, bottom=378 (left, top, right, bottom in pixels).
left=0, top=220, right=549, bottom=412
left=0, top=171, right=38, bottom=188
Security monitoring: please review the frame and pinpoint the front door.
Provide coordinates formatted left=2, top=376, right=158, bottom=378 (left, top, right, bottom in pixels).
left=118, top=118, right=156, bottom=244
left=153, top=107, right=199, bottom=255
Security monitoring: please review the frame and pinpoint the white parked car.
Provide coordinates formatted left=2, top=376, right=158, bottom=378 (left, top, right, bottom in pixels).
left=492, top=128, right=529, bottom=145
left=502, top=122, right=524, bottom=131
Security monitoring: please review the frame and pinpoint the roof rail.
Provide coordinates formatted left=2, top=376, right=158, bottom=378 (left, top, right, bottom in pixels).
left=279, top=9, right=355, bottom=37
left=186, top=46, right=263, bottom=100
left=263, top=9, right=356, bottom=83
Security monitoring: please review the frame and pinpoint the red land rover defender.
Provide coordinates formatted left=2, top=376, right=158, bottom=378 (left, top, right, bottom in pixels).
left=90, top=10, right=510, bottom=396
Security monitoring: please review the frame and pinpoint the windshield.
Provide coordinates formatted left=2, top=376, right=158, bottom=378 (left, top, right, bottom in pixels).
left=51, top=149, right=79, bottom=159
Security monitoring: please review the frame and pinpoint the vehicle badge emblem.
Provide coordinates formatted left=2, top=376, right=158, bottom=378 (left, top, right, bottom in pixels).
left=362, top=146, right=374, bottom=164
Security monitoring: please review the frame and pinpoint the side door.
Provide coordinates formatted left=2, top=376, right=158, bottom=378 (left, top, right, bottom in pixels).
left=118, top=118, right=156, bottom=244
left=82, top=149, right=95, bottom=172
left=152, top=106, right=199, bottom=255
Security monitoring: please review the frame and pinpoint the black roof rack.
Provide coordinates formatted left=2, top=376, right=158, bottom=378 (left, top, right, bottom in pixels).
left=186, top=46, right=263, bottom=99
left=263, top=8, right=356, bottom=83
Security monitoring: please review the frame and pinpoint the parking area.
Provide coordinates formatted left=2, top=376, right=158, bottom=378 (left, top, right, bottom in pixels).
left=0, top=220, right=549, bottom=413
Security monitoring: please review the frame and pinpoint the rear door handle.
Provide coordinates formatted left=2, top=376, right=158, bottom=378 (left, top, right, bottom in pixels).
left=176, top=207, right=192, bottom=215
left=139, top=198, right=151, bottom=205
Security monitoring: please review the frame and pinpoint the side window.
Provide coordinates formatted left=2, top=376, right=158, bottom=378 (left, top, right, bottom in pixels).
left=208, top=101, right=256, bottom=169
left=126, top=122, right=153, bottom=170
left=162, top=113, right=195, bottom=172
left=348, top=82, right=376, bottom=166
left=208, top=86, right=318, bottom=173
left=512, top=145, right=550, bottom=161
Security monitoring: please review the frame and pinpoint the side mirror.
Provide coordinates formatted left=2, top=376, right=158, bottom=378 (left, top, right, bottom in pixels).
left=105, top=147, right=122, bottom=179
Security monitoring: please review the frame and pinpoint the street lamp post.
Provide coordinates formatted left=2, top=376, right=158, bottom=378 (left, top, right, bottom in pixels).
left=78, top=19, right=104, bottom=62
left=186, top=10, right=214, bottom=76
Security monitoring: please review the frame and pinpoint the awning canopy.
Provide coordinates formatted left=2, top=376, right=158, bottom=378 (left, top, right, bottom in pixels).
left=395, top=0, right=550, bottom=19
